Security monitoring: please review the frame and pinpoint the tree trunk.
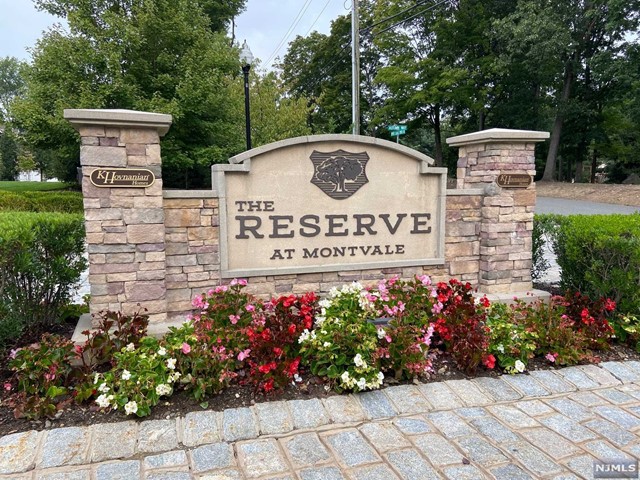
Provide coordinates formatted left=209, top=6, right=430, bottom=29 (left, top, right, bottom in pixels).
left=590, top=148, right=598, bottom=183
left=433, top=104, right=443, bottom=167
left=542, top=60, right=575, bottom=181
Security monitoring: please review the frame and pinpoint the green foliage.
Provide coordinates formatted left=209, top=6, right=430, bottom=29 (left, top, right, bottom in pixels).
left=7, top=333, right=81, bottom=419
left=0, top=56, right=26, bottom=123
left=92, top=337, right=181, bottom=417
left=612, top=314, right=640, bottom=352
left=299, top=283, right=384, bottom=393
left=0, top=212, right=86, bottom=348
left=486, top=302, right=538, bottom=373
left=0, top=190, right=83, bottom=213
left=14, top=0, right=247, bottom=188
left=0, top=181, right=72, bottom=191
left=0, top=129, right=18, bottom=181
left=553, top=214, right=640, bottom=313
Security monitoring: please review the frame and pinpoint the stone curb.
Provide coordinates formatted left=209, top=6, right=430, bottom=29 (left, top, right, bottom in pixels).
left=1, top=360, right=640, bottom=477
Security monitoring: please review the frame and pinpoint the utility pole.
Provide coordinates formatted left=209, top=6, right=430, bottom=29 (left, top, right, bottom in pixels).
left=351, top=0, right=360, bottom=135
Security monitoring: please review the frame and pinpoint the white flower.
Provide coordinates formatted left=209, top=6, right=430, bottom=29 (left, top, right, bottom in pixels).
left=158, top=347, right=167, bottom=356
left=126, top=343, right=135, bottom=352
left=298, top=329, right=312, bottom=344
left=323, top=341, right=332, bottom=348
left=514, top=360, right=526, bottom=373
left=319, top=298, right=332, bottom=309
left=155, top=384, right=172, bottom=396
left=95, top=394, right=111, bottom=408
left=354, top=354, right=367, bottom=368
left=93, top=373, right=100, bottom=384
left=377, top=328, right=386, bottom=339
left=293, top=373, right=302, bottom=383
left=124, top=401, right=138, bottom=415
left=166, top=358, right=177, bottom=370
left=121, top=370, right=131, bottom=381
left=341, top=371, right=351, bottom=383
left=377, top=371, right=384, bottom=382
left=356, top=377, right=367, bottom=390
left=97, top=383, right=109, bottom=393
left=168, top=372, right=181, bottom=383
left=497, top=344, right=505, bottom=353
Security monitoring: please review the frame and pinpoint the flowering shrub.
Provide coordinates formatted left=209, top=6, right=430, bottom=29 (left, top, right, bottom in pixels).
left=561, top=291, right=615, bottom=350
left=78, top=307, right=149, bottom=370
left=299, top=283, right=384, bottom=392
left=486, top=302, right=538, bottom=374
left=162, top=322, right=237, bottom=401
left=431, top=279, right=491, bottom=374
left=243, top=293, right=317, bottom=393
left=93, top=337, right=179, bottom=417
left=191, top=279, right=261, bottom=354
left=6, top=334, right=82, bottom=419
left=612, top=314, right=640, bottom=352
left=524, top=297, right=591, bottom=365
left=375, top=275, right=437, bottom=326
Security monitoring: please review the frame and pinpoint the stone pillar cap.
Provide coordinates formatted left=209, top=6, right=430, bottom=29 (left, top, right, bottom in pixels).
left=446, top=128, right=549, bottom=147
left=64, top=109, right=173, bottom=136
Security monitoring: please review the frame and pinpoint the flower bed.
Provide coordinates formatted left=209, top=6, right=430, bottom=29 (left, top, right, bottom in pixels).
left=3, top=275, right=638, bottom=421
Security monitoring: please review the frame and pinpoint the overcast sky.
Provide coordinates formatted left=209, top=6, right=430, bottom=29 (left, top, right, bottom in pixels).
left=0, top=0, right=350, bottom=69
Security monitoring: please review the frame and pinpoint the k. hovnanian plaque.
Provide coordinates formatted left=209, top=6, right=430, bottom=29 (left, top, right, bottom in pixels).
left=212, top=135, right=447, bottom=278
left=90, top=168, right=155, bottom=188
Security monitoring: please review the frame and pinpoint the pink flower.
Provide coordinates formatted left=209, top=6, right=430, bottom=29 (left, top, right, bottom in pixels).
left=237, top=349, right=251, bottom=361
left=9, top=348, right=20, bottom=359
left=397, top=301, right=405, bottom=312
left=431, top=302, right=443, bottom=314
left=214, top=285, right=228, bottom=293
left=181, top=343, right=191, bottom=354
left=418, top=274, right=432, bottom=286
left=245, top=304, right=255, bottom=312
left=229, top=314, right=240, bottom=325
left=545, top=353, right=557, bottom=363
left=192, top=295, right=206, bottom=309
left=3, top=383, right=11, bottom=391
left=238, top=279, right=248, bottom=286
left=385, top=335, right=392, bottom=343
left=230, top=278, right=238, bottom=286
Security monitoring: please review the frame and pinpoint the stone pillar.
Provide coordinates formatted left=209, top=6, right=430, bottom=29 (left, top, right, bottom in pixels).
left=446, top=128, right=549, bottom=294
left=65, top=109, right=172, bottom=324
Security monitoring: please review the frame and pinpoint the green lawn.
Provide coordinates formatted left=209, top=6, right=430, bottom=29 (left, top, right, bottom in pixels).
left=0, top=181, right=73, bottom=192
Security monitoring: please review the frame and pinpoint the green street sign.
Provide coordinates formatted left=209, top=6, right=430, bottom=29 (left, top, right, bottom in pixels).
left=387, top=124, right=401, bottom=132
left=389, top=125, right=407, bottom=136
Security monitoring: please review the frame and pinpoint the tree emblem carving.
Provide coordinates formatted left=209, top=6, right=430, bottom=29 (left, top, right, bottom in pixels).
left=310, top=150, right=369, bottom=200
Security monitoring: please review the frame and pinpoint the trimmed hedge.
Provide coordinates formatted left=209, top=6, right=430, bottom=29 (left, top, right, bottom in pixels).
left=0, top=190, right=83, bottom=213
left=534, top=213, right=640, bottom=314
left=0, top=212, right=87, bottom=348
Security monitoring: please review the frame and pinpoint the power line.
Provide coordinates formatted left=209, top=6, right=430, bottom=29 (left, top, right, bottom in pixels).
left=362, top=0, right=432, bottom=33
left=305, top=0, right=334, bottom=36
left=373, top=0, right=450, bottom=36
left=264, top=0, right=316, bottom=68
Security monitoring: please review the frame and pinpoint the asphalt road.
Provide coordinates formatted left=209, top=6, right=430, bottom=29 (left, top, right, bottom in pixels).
left=536, top=196, right=640, bottom=215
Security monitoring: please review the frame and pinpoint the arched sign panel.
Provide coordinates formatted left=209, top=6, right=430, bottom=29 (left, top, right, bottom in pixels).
left=213, top=135, right=447, bottom=278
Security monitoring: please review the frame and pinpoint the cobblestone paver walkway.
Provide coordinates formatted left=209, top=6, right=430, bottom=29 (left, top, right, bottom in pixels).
left=2, top=361, right=640, bottom=479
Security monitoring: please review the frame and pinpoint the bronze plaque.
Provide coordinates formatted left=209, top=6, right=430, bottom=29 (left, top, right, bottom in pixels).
left=496, top=173, right=532, bottom=188
left=90, top=168, right=155, bottom=188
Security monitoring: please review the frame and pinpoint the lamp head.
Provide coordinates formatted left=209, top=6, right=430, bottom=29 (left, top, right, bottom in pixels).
left=239, top=40, right=254, bottom=67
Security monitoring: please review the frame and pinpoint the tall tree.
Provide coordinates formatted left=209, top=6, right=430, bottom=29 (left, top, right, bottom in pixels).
left=0, top=57, right=26, bottom=124
left=14, top=0, right=247, bottom=188
left=497, top=0, right=640, bottom=181
left=0, top=129, right=19, bottom=181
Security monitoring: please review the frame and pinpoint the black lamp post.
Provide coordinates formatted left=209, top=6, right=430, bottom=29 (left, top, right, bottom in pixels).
left=239, top=40, right=254, bottom=151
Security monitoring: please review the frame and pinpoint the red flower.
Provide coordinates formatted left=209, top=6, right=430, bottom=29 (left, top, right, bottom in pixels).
left=273, top=347, right=283, bottom=357
left=263, top=378, right=274, bottom=392
left=288, top=357, right=300, bottom=376
left=258, top=364, right=272, bottom=374
left=483, top=354, right=496, bottom=369
left=288, top=324, right=297, bottom=335
left=604, top=298, right=616, bottom=312
left=479, top=296, right=490, bottom=308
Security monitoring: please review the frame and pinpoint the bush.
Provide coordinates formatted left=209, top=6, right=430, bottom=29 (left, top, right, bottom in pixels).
left=0, top=212, right=87, bottom=348
left=553, top=214, right=640, bottom=314
left=0, top=191, right=83, bottom=213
